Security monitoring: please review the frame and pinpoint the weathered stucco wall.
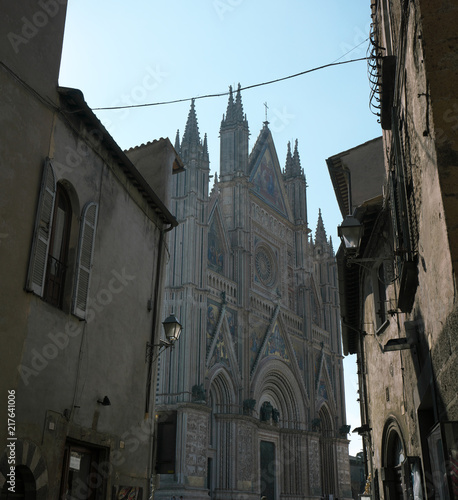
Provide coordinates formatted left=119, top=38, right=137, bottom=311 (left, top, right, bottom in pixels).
left=8, top=108, right=169, bottom=496
left=0, top=60, right=59, bottom=450
left=1, top=16, right=174, bottom=497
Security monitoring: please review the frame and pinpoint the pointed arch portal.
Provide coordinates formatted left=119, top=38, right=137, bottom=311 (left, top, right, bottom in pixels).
left=319, top=403, right=336, bottom=497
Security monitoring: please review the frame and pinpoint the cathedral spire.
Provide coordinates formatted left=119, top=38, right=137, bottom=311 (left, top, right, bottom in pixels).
left=234, top=83, right=244, bottom=123
left=174, top=129, right=181, bottom=154
left=292, top=139, right=303, bottom=177
left=284, top=141, right=294, bottom=178
left=283, top=139, right=305, bottom=180
left=203, top=133, right=209, bottom=161
left=182, top=99, right=201, bottom=149
left=223, top=85, right=235, bottom=125
left=315, top=209, right=328, bottom=247
left=221, top=83, right=248, bottom=129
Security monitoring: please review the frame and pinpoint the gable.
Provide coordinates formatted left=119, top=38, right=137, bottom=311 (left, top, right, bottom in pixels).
left=210, top=329, right=230, bottom=368
left=206, top=299, right=240, bottom=375
left=250, top=143, right=289, bottom=218
left=315, top=351, right=335, bottom=406
left=263, top=322, right=290, bottom=362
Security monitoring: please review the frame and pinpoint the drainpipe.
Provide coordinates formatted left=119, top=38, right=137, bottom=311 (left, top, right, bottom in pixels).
left=146, top=221, right=176, bottom=499
left=358, top=333, right=372, bottom=484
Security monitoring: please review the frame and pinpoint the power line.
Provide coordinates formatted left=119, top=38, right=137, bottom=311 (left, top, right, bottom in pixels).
left=332, top=36, right=369, bottom=63
left=92, top=56, right=369, bottom=112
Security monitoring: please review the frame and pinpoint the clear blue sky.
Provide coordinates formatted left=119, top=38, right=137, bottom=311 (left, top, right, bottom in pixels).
left=59, top=0, right=380, bottom=456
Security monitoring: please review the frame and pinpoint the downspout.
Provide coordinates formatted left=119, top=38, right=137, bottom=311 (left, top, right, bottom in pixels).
left=358, top=328, right=372, bottom=487
left=146, top=221, right=176, bottom=499
left=356, top=242, right=374, bottom=496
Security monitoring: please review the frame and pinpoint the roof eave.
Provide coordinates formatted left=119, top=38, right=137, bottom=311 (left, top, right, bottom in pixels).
left=57, top=86, right=178, bottom=228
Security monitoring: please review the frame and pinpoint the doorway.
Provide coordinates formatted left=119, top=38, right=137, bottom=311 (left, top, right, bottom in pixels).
left=59, top=443, right=103, bottom=500
left=0, top=465, right=36, bottom=500
left=382, top=423, right=405, bottom=500
left=260, top=441, right=276, bottom=500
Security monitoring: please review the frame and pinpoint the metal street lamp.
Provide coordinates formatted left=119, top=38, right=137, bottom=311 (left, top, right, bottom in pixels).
left=338, top=214, right=364, bottom=254
left=146, top=314, right=183, bottom=363
left=162, top=313, right=182, bottom=344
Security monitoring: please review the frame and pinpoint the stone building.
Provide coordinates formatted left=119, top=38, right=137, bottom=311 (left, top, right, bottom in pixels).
left=153, top=88, right=352, bottom=499
left=0, top=2, right=182, bottom=498
left=329, top=1, right=458, bottom=498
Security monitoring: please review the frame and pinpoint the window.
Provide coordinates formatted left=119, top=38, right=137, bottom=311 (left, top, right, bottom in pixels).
left=43, top=184, right=71, bottom=307
left=26, top=159, right=98, bottom=317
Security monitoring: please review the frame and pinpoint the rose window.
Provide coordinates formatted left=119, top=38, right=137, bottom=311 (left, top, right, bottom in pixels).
left=255, top=245, right=276, bottom=287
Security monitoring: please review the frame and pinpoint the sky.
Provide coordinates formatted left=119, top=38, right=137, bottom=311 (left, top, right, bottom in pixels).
left=59, top=0, right=381, bottom=456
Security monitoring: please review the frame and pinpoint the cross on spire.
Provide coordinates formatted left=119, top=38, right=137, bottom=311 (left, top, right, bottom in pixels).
left=263, top=102, right=269, bottom=123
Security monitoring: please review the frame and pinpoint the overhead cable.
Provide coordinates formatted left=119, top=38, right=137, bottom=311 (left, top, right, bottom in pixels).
left=92, top=56, right=369, bottom=112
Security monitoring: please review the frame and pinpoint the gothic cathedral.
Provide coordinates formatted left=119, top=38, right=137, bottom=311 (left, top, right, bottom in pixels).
left=154, top=86, right=352, bottom=500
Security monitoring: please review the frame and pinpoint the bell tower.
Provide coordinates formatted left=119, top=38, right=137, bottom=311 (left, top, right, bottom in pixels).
left=167, top=99, right=210, bottom=289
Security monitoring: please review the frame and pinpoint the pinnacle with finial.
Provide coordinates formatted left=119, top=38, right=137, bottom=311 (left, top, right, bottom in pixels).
left=284, top=141, right=293, bottom=177
left=182, top=98, right=201, bottom=148
left=315, top=209, right=328, bottom=246
left=235, top=83, right=244, bottom=122
left=225, top=85, right=234, bottom=123
left=174, top=129, right=181, bottom=153
left=203, top=133, right=209, bottom=159
left=221, top=83, right=248, bottom=129
left=292, top=139, right=303, bottom=177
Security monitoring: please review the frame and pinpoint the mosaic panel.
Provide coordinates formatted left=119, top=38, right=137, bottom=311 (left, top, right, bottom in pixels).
left=251, top=147, right=286, bottom=214
left=210, top=330, right=230, bottom=368
left=264, top=323, right=289, bottom=362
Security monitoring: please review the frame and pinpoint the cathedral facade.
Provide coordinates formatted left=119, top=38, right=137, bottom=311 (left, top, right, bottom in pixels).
left=154, top=86, right=351, bottom=500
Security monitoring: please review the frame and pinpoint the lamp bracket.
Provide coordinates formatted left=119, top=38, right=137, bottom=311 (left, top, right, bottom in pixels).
left=145, top=340, right=175, bottom=363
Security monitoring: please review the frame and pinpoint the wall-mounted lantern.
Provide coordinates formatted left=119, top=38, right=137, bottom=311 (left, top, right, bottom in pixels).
left=337, top=214, right=364, bottom=255
left=146, top=313, right=182, bottom=362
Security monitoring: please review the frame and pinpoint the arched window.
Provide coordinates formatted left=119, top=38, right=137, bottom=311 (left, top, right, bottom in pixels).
left=44, top=184, right=72, bottom=307
left=26, top=160, right=99, bottom=318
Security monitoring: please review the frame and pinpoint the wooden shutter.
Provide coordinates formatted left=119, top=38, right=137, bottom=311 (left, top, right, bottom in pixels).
left=72, top=202, right=98, bottom=319
left=26, top=158, right=57, bottom=296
